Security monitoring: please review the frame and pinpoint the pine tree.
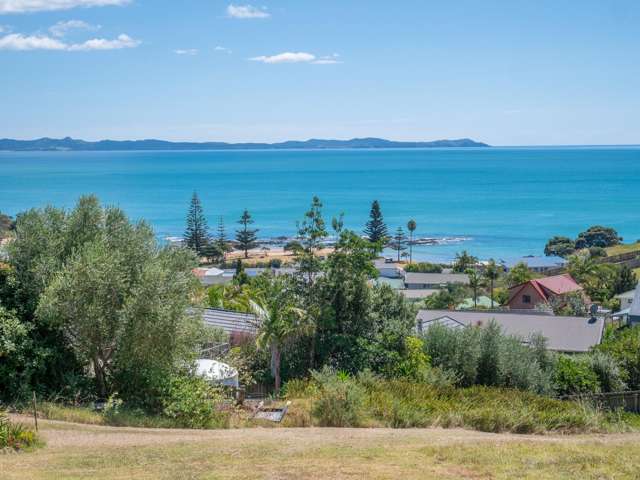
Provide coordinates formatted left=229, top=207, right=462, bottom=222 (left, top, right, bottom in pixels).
left=364, top=200, right=389, bottom=244
left=235, top=209, right=259, bottom=259
left=184, top=192, right=209, bottom=255
left=390, top=226, right=408, bottom=262
left=216, top=216, right=229, bottom=258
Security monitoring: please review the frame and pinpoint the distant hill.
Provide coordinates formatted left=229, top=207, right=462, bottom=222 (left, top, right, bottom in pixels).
left=0, top=137, right=490, bottom=151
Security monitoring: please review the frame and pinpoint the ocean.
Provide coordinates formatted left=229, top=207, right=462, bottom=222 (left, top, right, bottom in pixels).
left=1, top=147, right=639, bottom=262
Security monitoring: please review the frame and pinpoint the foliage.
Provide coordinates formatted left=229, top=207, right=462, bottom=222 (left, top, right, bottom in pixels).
left=293, top=374, right=626, bottom=434
left=363, top=200, right=388, bottom=244
left=389, top=226, right=407, bottom=262
left=310, top=368, right=367, bottom=427
left=575, top=225, right=622, bottom=249
left=423, top=284, right=467, bottom=310
left=552, top=355, right=600, bottom=396
left=0, top=212, right=15, bottom=238
left=483, top=259, right=501, bottom=308
left=544, top=236, right=576, bottom=257
left=404, top=262, right=442, bottom=273
left=29, top=197, right=204, bottom=409
left=421, top=322, right=553, bottom=393
left=0, top=410, right=40, bottom=451
left=614, top=264, right=637, bottom=294
left=548, top=290, right=589, bottom=316
left=387, top=336, right=430, bottom=381
left=160, top=374, right=227, bottom=429
left=586, top=351, right=627, bottom=393
left=505, top=262, right=534, bottom=287
left=183, top=191, right=209, bottom=255
left=235, top=209, right=259, bottom=259
left=597, top=325, right=640, bottom=390
left=200, top=242, right=224, bottom=264
left=452, top=250, right=478, bottom=273
left=251, top=274, right=308, bottom=392
left=406, top=219, right=417, bottom=262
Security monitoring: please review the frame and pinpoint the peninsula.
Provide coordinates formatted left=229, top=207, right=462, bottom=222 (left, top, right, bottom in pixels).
left=0, top=137, right=489, bottom=152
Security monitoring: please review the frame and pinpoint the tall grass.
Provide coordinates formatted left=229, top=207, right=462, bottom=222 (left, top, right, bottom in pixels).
left=0, top=410, right=40, bottom=451
left=289, top=372, right=638, bottom=434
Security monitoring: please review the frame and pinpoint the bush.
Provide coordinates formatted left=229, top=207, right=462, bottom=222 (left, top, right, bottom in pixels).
left=421, top=322, right=553, bottom=393
left=160, top=374, right=227, bottom=429
left=311, top=368, right=367, bottom=427
left=553, top=356, right=600, bottom=396
left=597, top=325, right=640, bottom=390
left=586, top=351, right=626, bottom=393
left=404, top=262, right=443, bottom=273
left=0, top=410, right=40, bottom=451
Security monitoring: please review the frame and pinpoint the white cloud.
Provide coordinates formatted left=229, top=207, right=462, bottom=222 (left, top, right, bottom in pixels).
left=214, top=45, right=231, bottom=54
left=0, top=0, right=129, bottom=13
left=226, top=4, right=269, bottom=19
left=0, top=24, right=10, bottom=32
left=174, top=48, right=197, bottom=55
left=250, top=51, right=342, bottom=65
left=49, top=19, right=99, bottom=37
left=250, top=51, right=315, bottom=64
left=0, top=31, right=139, bottom=50
left=0, top=32, right=66, bottom=49
left=67, top=33, right=139, bottom=50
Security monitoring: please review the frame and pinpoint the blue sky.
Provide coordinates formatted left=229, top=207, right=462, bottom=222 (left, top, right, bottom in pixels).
left=1, top=0, right=639, bottom=145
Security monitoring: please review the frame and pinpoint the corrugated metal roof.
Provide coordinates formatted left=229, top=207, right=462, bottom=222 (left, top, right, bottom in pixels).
left=416, top=309, right=604, bottom=352
left=203, top=308, right=259, bottom=334
left=404, top=272, right=470, bottom=285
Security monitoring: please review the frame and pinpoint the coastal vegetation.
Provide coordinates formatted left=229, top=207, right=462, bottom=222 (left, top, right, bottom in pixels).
left=1, top=194, right=639, bottom=442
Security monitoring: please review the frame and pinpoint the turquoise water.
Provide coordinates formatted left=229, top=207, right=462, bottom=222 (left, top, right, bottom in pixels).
left=1, top=147, right=639, bottom=262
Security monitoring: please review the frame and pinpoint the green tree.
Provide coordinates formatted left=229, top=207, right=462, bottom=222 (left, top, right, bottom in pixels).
left=483, top=259, right=501, bottom=309
left=201, top=242, right=224, bottom=264
left=233, top=258, right=250, bottom=286
left=452, top=250, right=478, bottom=273
left=614, top=264, right=637, bottom=294
left=567, top=253, right=598, bottom=284
left=505, top=262, right=534, bottom=288
left=216, top=216, right=231, bottom=257
left=235, top=209, right=259, bottom=259
left=575, top=225, right=622, bottom=249
left=407, top=219, right=417, bottom=263
left=183, top=192, right=209, bottom=256
left=466, top=268, right=482, bottom=309
left=363, top=200, right=388, bottom=244
left=251, top=276, right=307, bottom=393
left=35, top=201, right=203, bottom=405
left=390, top=226, right=408, bottom=262
left=544, top=236, right=576, bottom=257
left=0, top=212, right=15, bottom=238
left=598, top=325, right=640, bottom=390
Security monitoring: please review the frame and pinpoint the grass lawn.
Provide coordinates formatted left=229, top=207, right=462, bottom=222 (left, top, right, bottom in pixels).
left=3, top=416, right=640, bottom=479
left=606, top=241, right=640, bottom=256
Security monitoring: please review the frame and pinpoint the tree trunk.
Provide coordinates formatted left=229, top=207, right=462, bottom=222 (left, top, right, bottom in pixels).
left=490, top=279, right=494, bottom=309
left=272, top=344, right=282, bottom=394
left=93, top=354, right=107, bottom=400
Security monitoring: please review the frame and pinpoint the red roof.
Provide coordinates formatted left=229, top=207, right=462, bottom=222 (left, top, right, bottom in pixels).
left=508, top=274, right=582, bottom=303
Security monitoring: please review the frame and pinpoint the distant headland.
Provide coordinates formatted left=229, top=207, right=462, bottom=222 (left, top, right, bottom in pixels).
left=0, top=137, right=490, bottom=152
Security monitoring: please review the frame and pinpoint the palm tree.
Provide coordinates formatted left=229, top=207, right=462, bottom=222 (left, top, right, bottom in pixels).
left=483, top=259, right=501, bottom=309
left=466, top=268, right=481, bottom=309
left=250, top=277, right=308, bottom=393
left=407, top=219, right=417, bottom=263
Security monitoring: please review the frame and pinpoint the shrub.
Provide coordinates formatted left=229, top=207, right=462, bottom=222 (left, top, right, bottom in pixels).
left=388, top=336, right=430, bottom=381
left=160, top=374, right=227, bottom=429
left=311, top=368, right=367, bottom=427
left=597, top=325, right=640, bottom=390
left=404, top=262, right=443, bottom=273
left=553, top=356, right=600, bottom=396
left=0, top=410, right=40, bottom=451
left=586, top=351, right=626, bottom=393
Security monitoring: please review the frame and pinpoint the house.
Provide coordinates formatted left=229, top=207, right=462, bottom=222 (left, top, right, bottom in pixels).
left=502, top=256, right=567, bottom=274
left=614, top=283, right=640, bottom=325
left=416, top=309, right=604, bottom=353
left=615, top=289, right=637, bottom=310
left=403, top=272, right=469, bottom=290
left=374, top=259, right=404, bottom=279
left=506, top=274, right=585, bottom=310
left=193, top=267, right=234, bottom=286
left=456, top=296, right=499, bottom=310
left=203, top=308, right=259, bottom=344
left=400, top=289, right=438, bottom=301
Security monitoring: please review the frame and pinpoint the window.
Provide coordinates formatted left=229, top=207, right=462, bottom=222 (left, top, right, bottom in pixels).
left=522, top=295, right=531, bottom=304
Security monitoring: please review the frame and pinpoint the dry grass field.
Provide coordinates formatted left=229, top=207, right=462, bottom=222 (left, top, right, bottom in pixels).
left=3, top=416, right=640, bottom=480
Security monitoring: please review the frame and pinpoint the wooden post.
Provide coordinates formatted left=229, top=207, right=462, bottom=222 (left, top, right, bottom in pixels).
left=32, top=391, right=38, bottom=432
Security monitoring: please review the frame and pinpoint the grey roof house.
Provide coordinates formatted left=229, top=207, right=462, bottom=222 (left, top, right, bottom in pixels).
left=416, top=309, right=604, bottom=353
left=203, top=308, right=259, bottom=336
left=404, top=272, right=469, bottom=290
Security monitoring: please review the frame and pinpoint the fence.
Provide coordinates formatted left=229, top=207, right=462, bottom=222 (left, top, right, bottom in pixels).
left=563, top=390, right=640, bottom=413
